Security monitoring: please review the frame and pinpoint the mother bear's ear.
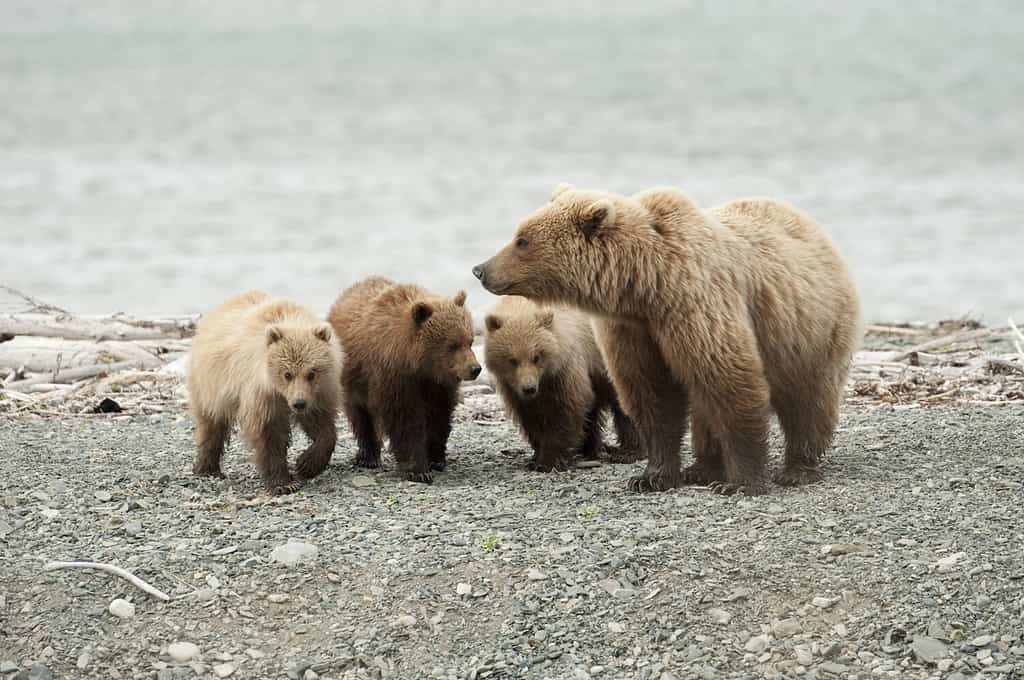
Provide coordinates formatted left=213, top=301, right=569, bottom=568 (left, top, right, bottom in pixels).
left=578, top=198, right=616, bottom=238
left=551, top=182, right=575, bottom=201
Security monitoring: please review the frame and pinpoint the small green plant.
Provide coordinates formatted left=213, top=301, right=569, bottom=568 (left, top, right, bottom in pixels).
left=385, top=495, right=397, bottom=505
left=577, top=505, right=598, bottom=519
left=479, top=533, right=500, bottom=551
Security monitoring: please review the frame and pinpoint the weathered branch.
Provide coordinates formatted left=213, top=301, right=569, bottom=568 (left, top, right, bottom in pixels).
left=0, top=312, right=198, bottom=342
left=4, top=360, right=142, bottom=391
left=887, top=326, right=1009, bottom=363
left=43, top=560, right=171, bottom=601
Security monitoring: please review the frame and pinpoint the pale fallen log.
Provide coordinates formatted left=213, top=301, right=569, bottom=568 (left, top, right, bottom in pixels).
left=0, top=312, right=198, bottom=342
left=43, top=560, right=171, bottom=601
left=4, top=360, right=141, bottom=391
left=0, top=336, right=164, bottom=372
left=864, top=324, right=927, bottom=336
left=886, top=326, right=1009, bottom=362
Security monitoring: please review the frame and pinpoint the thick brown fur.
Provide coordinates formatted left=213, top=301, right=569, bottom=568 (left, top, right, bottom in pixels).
left=483, top=296, right=641, bottom=471
left=187, top=290, right=343, bottom=495
left=327, top=276, right=480, bottom=484
left=474, top=184, right=861, bottom=495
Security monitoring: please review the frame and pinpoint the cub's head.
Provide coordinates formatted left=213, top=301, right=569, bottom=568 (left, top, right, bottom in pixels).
left=408, top=290, right=481, bottom=385
left=483, top=301, right=562, bottom=401
left=472, top=183, right=644, bottom=308
left=265, top=323, right=339, bottom=414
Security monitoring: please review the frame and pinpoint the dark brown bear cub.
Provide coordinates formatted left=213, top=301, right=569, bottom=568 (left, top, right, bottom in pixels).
left=327, top=276, right=480, bottom=483
left=483, top=296, right=641, bottom=471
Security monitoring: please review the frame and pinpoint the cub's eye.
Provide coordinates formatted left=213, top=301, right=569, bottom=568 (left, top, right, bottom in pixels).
left=449, top=341, right=460, bottom=352
left=515, top=237, right=528, bottom=249
left=284, top=372, right=293, bottom=382
left=306, top=371, right=316, bottom=381
left=510, top=358, right=519, bottom=368
left=532, top=354, right=541, bottom=365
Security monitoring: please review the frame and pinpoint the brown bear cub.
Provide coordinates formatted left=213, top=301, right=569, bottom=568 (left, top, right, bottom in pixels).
left=188, top=290, right=343, bottom=495
left=473, top=184, right=861, bottom=496
left=327, top=276, right=480, bottom=484
left=483, top=296, right=641, bottom=471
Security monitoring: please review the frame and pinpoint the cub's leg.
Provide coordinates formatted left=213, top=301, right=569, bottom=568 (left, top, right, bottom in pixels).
left=295, top=408, right=337, bottom=480
left=241, top=401, right=298, bottom=495
left=192, top=412, right=229, bottom=478
left=425, top=385, right=458, bottom=472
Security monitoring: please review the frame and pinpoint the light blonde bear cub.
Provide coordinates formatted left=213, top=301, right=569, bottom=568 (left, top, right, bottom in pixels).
left=188, top=290, right=343, bottom=495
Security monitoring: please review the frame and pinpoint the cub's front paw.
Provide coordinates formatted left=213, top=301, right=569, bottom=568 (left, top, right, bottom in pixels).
left=268, top=479, right=303, bottom=496
left=626, top=469, right=682, bottom=493
left=295, top=451, right=331, bottom=480
left=353, top=451, right=382, bottom=469
left=680, top=463, right=725, bottom=486
left=773, top=465, right=823, bottom=487
left=402, top=470, right=433, bottom=484
left=708, top=480, right=768, bottom=496
left=192, top=464, right=226, bottom=479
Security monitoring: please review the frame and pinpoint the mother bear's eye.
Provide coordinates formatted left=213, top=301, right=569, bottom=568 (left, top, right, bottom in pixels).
left=533, top=354, right=541, bottom=364
left=284, top=372, right=293, bottom=382
left=510, top=358, right=519, bottom=368
left=306, top=370, right=316, bottom=381
left=515, top=237, right=528, bottom=249
left=449, top=341, right=460, bottom=352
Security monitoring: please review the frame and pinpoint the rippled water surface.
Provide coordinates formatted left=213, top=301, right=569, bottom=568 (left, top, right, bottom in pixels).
left=2, top=1, right=1021, bottom=321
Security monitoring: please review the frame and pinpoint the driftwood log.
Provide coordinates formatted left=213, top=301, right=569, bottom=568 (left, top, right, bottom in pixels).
left=0, top=336, right=172, bottom=372
left=4, top=360, right=144, bottom=391
left=0, top=312, right=197, bottom=342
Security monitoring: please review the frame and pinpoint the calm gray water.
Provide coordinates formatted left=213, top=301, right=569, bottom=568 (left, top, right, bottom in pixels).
left=2, top=1, right=1022, bottom=321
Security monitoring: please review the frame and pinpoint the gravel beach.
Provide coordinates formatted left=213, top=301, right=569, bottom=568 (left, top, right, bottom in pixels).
left=1, top=398, right=1023, bottom=679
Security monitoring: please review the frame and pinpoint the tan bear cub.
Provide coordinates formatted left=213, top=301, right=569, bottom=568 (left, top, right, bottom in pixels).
left=484, top=296, right=641, bottom=471
left=327, top=276, right=480, bottom=484
left=473, top=184, right=861, bottom=495
left=187, top=290, right=343, bottom=495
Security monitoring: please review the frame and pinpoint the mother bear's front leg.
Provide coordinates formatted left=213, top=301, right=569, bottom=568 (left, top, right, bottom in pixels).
left=592, top=318, right=689, bottom=492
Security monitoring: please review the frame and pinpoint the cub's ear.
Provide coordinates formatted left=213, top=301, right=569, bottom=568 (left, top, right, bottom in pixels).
left=452, top=290, right=467, bottom=307
left=578, top=198, right=615, bottom=238
left=266, top=325, right=283, bottom=345
left=537, top=309, right=555, bottom=328
left=412, top=301, right=434, bottom=325
left=313, top=324, right=333, bottom=342
left=551, top=182, right=575, bottom=201
left=485, top=314, right=502, bottom=333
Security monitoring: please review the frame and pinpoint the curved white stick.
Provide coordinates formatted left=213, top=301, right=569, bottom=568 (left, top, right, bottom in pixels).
left=43, top=560, right=171, bottom=601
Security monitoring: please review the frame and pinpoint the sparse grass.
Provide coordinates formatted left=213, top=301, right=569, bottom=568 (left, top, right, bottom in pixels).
left=479, top=533, right=500, bottom=551
left=577, top=505, right=598, bottom=519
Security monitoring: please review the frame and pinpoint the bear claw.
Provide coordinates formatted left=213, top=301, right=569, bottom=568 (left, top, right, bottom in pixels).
left=527, top=459, right=571, bottom=473
left=708, top=480, right=767, bottom=496
left=353, top=452, right=382, bottom=469
left=192, top=465, right=226, bottom=479
left=295, top=454, right=330, bottom=480
left=403, top=471, right=433, bottom=484
left=626, top=472, right=681, bottom=493
left=269, top=480, right=303, bottom=496
left=774, top=465, right=823, bottom=487
left=680, top=463, right=725, bottom=485
left=429, top=459, right=447, bottom=472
